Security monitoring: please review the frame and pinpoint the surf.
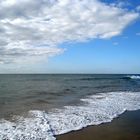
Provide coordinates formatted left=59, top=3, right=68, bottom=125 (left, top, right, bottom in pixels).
left=0, top=91, right=140, bottom=140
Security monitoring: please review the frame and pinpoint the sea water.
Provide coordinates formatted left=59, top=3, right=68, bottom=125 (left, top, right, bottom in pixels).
left=0, top=74, right=140, bottom=140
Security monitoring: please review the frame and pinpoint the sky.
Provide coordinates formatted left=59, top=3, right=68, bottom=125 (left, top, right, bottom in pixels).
left=0, top=0, right=140, bottom=74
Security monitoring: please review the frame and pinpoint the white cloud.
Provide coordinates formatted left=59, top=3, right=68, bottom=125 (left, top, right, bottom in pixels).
left=0, top=0, right=139, bottom=64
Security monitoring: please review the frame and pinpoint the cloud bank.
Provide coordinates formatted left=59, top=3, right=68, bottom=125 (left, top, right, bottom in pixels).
left=0, top=0, right=139, bottom=64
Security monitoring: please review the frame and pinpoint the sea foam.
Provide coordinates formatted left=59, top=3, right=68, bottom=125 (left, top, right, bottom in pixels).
left=130, top=75, right=140, bottom=79
left=127, top=75, right=140, bottom=79
left=0, top=92, right=140, bottom=140
left=0, top=111, right=56, bottom=140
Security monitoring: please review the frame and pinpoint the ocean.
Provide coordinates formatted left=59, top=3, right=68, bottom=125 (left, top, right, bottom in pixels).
left=0, top=74, right=140, bottom=140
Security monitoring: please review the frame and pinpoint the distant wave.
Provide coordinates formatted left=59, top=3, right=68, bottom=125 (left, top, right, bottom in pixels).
left=78, top=77, right=117, bottom=81
left=79, top=77, right=96, bottom=81
left=0, top=91, right=140, bottom=140
left=129, top=75, right=140, bottom=79
left=123, top=75, right=140, bottom=80
left=66, top=75, right=140, bottom=81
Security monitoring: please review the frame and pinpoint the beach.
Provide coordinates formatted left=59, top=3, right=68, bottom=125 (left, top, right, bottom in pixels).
left=0, top=74, right=140, bottom=139
left=0, top=0, right=140, bottom=139
left=57, top=110, right=140, bottom=140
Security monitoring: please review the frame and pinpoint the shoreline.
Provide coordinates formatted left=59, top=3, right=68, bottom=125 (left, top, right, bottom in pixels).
left=57, top=110, right=140, bottom=140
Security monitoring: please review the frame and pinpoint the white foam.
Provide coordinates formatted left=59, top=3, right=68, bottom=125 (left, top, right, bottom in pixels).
left=0, top=92, right=140, bottom=140
left=128, top=75, right=140, bottom=79
left=0, top=111, right=56, bottom=140
left=48, top=92, right=140, bottom=135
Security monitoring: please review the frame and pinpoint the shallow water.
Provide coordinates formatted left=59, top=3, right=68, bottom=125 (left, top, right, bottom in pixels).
left=57, top=110, right=140, bottom=140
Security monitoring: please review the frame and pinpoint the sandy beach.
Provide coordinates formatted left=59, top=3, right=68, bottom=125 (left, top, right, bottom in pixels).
left=57, top=110, right=140, bottom=140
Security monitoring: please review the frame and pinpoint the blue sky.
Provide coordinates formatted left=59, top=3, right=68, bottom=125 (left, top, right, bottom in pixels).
left=45, top=17, right=140, bottom=74
left=0, top=0, right=140, bottom=73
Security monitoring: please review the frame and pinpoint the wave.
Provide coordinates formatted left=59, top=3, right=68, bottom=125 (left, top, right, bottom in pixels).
left=128, top=75, right=140, bottom=79
left=0, top=91, right=140, bottom=140
left=78, top=77, right=117, bottom=81
left=79, top=77, right=96, bottom=81
left=79, top=76, right=140, bottom=81
left=121, top=75, right=140, bottom=80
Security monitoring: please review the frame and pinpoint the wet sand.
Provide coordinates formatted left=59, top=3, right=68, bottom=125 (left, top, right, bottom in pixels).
left=57, top=110, right=140, bottom=140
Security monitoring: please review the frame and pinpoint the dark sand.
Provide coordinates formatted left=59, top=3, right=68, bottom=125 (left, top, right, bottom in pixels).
left=57, top=110, right=140, bottom=140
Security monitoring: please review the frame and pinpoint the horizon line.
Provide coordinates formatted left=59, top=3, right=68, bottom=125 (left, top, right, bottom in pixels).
left=0, top=73, right=139, bottom=75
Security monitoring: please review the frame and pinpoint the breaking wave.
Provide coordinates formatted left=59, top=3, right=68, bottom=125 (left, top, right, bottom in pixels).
left=0, top=91, right=140, bottom=140
left=128, top=75, right=140, bottom=79
left=121, top=75, right=140, bottom=80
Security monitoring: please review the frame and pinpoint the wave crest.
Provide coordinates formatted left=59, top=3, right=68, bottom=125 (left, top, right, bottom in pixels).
left=122, top=75, right=140, bottom=80
left=129, top=75, right=140, bottom=79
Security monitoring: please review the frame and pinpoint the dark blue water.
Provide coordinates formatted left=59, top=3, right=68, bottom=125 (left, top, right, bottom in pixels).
left=0, top=74, right=140, bottom=119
